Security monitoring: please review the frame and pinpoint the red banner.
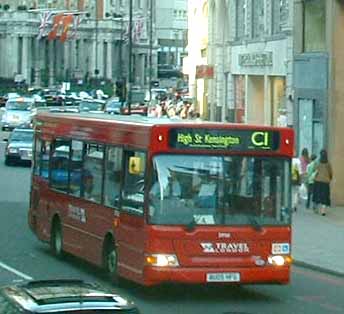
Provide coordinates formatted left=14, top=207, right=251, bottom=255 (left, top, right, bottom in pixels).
left=60, top=15, right=74, bottom=42
left=48, top=14, right=74, bottom=42
left=196, top=65, right=214, bottom=79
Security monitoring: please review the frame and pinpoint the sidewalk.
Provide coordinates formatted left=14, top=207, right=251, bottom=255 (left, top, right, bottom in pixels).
left=292, top=202, right=344, bottom=276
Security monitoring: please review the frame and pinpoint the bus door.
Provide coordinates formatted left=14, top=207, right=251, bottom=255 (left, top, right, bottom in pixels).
left=115, top=150, right=146, bottom=280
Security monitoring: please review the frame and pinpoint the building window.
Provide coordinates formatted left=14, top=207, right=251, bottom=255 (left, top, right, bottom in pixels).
left=272, top=0, right=289, bottom=34
left=252, top=0, right=265, bottom=38
left=303, top=0, right=326, bottom=52
left=236, top=0, right=245, bottom=39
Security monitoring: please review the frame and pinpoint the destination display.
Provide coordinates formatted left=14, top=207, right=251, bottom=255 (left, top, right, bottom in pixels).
left=169, top=128, right=280, bottom=151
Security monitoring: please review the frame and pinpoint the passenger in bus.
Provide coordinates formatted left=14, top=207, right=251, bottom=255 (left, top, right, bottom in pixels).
left=83, top=172, right=96, bottom=202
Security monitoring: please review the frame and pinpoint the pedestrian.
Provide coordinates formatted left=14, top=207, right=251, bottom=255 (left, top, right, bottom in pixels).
left=299, top=147, right=310, bottom=183
left=306, top=153, right=317, bottom=209
left=313, top=149, right=333, bottom=216
left=291, top=157, right=301, bottom=212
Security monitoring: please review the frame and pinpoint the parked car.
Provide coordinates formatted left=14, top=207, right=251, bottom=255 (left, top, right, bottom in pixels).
left=0, top=279, right=140, bottom=314
left=79, top=99, right=106, bottom=113
left=4, top=124, right=34, bottom=166
left=105, top=98, right=124, bottom=114
left=1, top=97, right=35, bottom=131
left=0, top=92, right=21, bottom=107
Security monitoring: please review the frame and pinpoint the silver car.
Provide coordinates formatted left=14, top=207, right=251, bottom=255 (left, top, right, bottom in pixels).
left=1, top=97, right=34, bottom=131
left=4, top=126, right=34, bottom=166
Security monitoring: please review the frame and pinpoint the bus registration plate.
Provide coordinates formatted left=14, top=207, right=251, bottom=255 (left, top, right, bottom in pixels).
left=206, top=272, right=240, bottom=282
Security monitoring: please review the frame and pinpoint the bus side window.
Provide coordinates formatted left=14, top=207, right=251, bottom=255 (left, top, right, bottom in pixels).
left=34, top=138, right=50, bottom=179
left=69, top=140, right=83, bottom=197
left=50, top=140, right=70, bottom=192
left=104, top=146, right=123, bottom=208
left=81, top=144, right=104, bottom=204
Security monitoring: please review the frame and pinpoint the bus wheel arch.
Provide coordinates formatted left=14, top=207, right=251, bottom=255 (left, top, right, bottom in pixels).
left=50, top=215, right=63, bottom=258
left=102, top=233, right=120, bottom=284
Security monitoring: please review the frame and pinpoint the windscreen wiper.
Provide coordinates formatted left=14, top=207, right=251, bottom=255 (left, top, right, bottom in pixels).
left=185, top=216, right=197, bottom=232
left=248, top=216, right=262, bottom=231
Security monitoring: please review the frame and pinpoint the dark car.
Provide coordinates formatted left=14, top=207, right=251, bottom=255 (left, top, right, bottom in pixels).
left=0, top=279, right=140, bottom=314
left=79, top=99, right=106, bottom=113
left=4, top=125, right=34, bottom=166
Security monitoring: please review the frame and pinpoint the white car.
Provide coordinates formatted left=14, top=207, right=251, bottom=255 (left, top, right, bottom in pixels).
left=1, top=97, right=34, bottom=131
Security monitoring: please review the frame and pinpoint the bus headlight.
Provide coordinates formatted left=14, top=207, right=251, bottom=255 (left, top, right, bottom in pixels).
left=145, top=254, right=179, bottom=267
left=267, top=255, right=292, bottom=266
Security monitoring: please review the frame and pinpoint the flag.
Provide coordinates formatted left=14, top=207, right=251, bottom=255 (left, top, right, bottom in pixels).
left=60, top=15, right=74, bottom=42
left=48, top=14, right=64, bottom=40
left=37, top=11, right=54, bottom=40
left=69, top=14, right=83, bottom=40
left=123, top=17, right=146, bottom=44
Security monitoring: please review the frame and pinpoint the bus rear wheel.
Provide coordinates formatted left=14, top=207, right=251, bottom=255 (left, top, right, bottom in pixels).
left=51, top=221, right=63, bottom=258
left=104, top=242, right=120, bottom=284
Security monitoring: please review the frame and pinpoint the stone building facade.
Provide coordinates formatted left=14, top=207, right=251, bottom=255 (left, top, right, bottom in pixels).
left=206, top=0, right=293, bottom=125
left=293, top=0, right=344, bottom=205
left=0, top=0, right=157, bottom=89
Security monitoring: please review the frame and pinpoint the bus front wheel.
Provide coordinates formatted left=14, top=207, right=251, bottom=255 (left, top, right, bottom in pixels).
left=51, top=220, right=63, bottom=258
left=104, top=241, right=120, bottom=284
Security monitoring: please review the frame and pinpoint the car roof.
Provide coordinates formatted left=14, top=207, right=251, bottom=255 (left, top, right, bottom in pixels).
left=7, top=97, right=35, bottom=103
left=1, top=280, right=137, bottom=313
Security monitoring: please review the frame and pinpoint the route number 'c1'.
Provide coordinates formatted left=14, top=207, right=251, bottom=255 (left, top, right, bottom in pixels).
left=251, top=131, right=269, bottom=147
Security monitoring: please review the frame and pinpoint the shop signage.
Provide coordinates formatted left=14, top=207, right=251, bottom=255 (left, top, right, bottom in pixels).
left=238, top=52, right=273, bottom=67
left=196, top=65, right=214, bottom=79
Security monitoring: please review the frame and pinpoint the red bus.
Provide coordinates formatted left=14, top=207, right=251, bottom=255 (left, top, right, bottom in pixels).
left=29, top=112, right=294, bottom=286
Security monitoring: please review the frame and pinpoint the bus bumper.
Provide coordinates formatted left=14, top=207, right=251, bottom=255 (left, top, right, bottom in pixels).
left=143, top=266, right=290, bottom=286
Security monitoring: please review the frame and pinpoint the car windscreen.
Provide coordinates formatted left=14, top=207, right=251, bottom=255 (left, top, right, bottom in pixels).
left=79, top=102, right=104, bottom=112
left=10, top=130, right=34, bottom=142
left=106, top=101, right=122, bottom=109
left=6, top=101, right=32, bottom=111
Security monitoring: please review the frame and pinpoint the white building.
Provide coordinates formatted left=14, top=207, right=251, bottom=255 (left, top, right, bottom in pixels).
left=0, top=0, right=157, bottom=89
left=203, top=0, right=293, bottom=124
left=156, top=0, right=187, bottom=69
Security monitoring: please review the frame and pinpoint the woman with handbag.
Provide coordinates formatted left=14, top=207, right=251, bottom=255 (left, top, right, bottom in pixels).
left=313, top=149, right=333, bottom=216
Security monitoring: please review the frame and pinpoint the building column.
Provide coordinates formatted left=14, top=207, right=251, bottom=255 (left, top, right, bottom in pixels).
left=10, top=34, right=19, bottom=78
left=92, top=38, right=97, bottom=76
left=22, top=36, right=29, bottom=83
left=0, top=35, right=5, bottom=77
left=106, top=40, right=112, bottom=79
left=264, top=75, right=271, bottom=126
left=48, top=40, right=55, bottom=86
left=136, top=53, right=145, bottom=88
left=34, top=39, right=42, bottom=86
left=98, top=39, right=104, bottom=77
left=63, top=41, right=71, bottom=80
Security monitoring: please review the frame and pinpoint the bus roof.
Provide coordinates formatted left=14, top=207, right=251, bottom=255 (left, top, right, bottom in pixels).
left=34, top=112, right=294, bottom=156
left=35, top=111, right=290, bottom=131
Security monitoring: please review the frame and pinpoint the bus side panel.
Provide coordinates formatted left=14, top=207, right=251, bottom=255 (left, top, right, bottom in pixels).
left=47, top=192, right=113, bottom=267
left=115, top=212, right=146, bottom=284
left=30, top=178, right=111, bottom=268
left=29, top=178, right=52, bottom=244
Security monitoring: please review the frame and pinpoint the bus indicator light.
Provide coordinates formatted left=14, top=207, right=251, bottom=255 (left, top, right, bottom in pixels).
left=158, top=134, right=164, bottom=142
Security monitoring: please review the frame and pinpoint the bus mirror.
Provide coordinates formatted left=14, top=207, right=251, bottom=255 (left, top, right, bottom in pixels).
left=129, top=156, right=143, bottom=175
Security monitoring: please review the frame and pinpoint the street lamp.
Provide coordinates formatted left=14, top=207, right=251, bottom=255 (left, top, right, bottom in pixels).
left=149, top=0, right=154, bottom=102
left=127, top=0, right=133, bottom=114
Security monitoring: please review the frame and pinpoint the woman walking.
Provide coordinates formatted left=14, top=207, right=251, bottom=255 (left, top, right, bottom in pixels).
left=306, top=154, right=317, bottom=209
left=313, top=149, right=333, bottom=216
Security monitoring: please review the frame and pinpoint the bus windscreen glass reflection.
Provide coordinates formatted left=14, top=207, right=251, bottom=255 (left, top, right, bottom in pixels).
left=148, top=155, right=291, bottom=226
